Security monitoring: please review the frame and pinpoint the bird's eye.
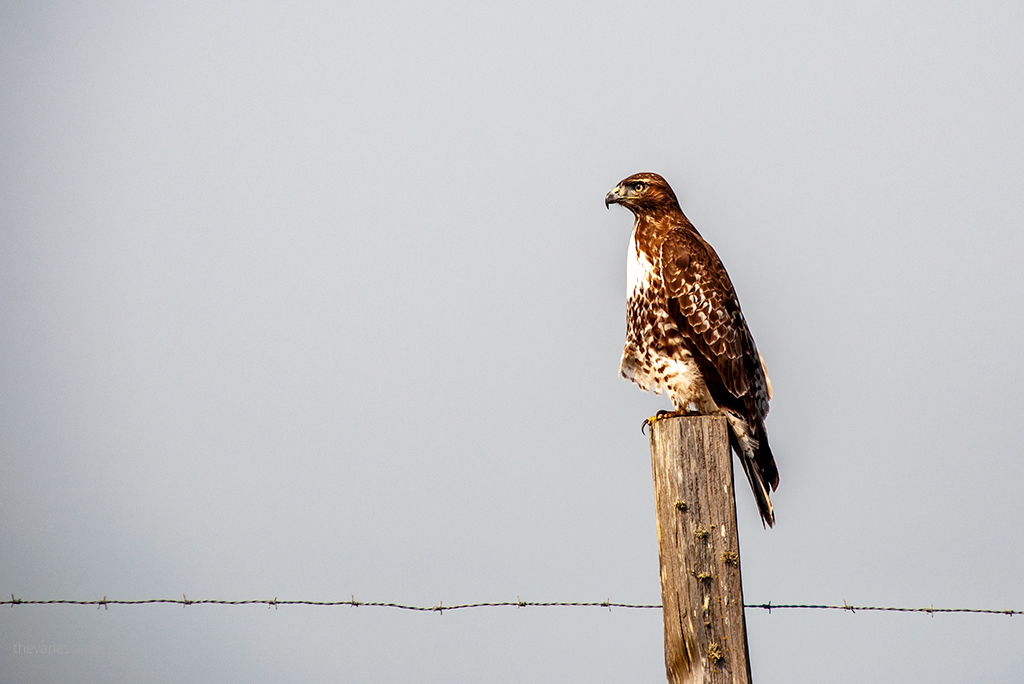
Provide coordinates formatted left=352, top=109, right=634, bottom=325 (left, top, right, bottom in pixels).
left=633, top=183, right=646, bottom=192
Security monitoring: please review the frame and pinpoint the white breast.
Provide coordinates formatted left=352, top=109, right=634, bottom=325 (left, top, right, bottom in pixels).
left=626, top=225, right=655, bottom=298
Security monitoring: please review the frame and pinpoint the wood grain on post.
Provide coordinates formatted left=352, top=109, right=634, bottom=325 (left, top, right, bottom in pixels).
left=649, top=415, right=752, bottom=684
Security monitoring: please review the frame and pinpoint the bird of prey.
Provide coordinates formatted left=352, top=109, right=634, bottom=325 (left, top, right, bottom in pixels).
left=605, top=172, right=779, bottom=527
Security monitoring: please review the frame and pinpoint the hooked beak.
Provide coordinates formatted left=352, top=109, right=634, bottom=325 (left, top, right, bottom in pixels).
left=605, top=184, right=624, bottom=209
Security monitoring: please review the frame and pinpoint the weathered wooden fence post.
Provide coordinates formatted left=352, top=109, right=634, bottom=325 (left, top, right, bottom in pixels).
left=649, top=415, right=752, bottom=684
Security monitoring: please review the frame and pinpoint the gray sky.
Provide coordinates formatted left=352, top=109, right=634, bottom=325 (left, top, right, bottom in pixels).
left=2, top=1, right=1023, bottom=682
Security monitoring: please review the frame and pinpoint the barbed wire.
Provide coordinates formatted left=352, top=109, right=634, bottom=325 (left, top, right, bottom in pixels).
left=4, top=594, right=1019, bottom=616
left=745, top=601, right=1019, bottom=617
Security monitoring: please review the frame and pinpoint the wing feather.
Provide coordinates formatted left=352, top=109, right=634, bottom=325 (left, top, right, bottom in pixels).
left=659, top=226, right=770, bottom=420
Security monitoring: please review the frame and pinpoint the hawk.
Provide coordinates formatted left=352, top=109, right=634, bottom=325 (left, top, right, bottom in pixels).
left=605, top=172, right=779, bottom=527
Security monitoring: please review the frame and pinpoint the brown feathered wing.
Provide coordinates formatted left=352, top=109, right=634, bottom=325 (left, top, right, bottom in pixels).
left=659, top=226, right=779, bottom=525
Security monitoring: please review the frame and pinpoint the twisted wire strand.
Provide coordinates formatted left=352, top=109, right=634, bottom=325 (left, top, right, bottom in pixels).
left=5, top=595, right=1019, bottom=616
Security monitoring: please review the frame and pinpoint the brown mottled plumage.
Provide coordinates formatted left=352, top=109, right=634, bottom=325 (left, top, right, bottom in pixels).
left=606, top=172, right=779, bottom=527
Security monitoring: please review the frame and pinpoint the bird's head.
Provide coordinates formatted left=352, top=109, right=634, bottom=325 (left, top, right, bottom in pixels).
left=604, top=172, right=682, bottom=217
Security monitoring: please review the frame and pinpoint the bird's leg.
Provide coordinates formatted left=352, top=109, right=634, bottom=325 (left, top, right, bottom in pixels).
left=641, top=408, right=704, bottom=434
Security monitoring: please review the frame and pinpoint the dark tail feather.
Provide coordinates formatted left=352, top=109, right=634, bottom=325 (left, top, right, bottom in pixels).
left=730, top=423, right=778, bottom=528
left=738, top=448, right=775, bottom=528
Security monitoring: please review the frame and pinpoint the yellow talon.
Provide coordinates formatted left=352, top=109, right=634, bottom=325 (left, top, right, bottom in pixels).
left=641, top=411, right=669, bottom=434
left=642, top=409, right=701, bottom=434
